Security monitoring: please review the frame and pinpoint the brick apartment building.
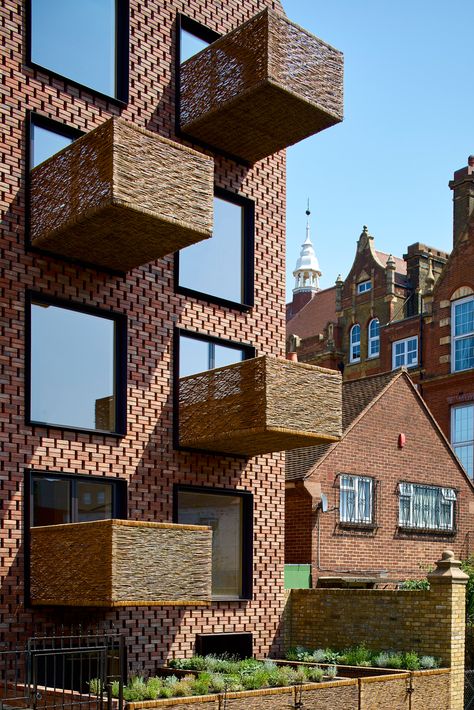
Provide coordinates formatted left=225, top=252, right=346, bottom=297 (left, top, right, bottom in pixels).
left=285, top=370, right=474, bottom=585
left=0, top=0, right=343, bottom=672
left=287, top=159, right=474, bottom=482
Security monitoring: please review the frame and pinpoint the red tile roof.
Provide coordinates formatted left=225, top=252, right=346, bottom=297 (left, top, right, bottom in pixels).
left=286, top=286, right=337, bottom=339
left=375, top=250, right=407, bottom=274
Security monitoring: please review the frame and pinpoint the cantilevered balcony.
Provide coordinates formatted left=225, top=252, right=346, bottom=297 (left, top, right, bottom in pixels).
left=179, top=8, right=343, bottom=164
left=30, top=519, right=212, bottom=606
left=179, top=356, right=342, bottom=456
left=30, top=117, right=214, bottom=271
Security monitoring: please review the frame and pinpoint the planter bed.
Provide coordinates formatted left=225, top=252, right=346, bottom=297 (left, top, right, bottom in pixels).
left=273, top=659, right=408, bottom=678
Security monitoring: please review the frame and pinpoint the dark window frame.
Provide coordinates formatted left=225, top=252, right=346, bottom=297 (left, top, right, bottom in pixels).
left=175, top=187, right=255, bottom=312
left=25, top=290, right=128, bottom=437
left=24, top=468, right=127, bottom=607
left=173, top=483, right=253, bottom=601
left=173, top=327, right=255, bottom=456
left=25, top=0, right=129, bottom=105
left=175, top=14, right=250, bottom=165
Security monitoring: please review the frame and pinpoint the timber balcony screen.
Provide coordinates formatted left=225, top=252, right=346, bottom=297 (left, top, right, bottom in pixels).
left=30, top=519, right=212, bottom=607
left=179, top=356, right=342, bottom=456
left=179, top=8, right=343, bottom=164
left=30, top=117, right=214, bottom=271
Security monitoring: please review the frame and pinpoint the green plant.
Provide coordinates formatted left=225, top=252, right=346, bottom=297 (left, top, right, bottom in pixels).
left=305, top=666, right=323, bottom=682
left=461, top=557, right=474, bottom=622
left=399, top=579, right=430, bottom=590
left=143, top=676, right=162, bottom=699
left=339, top=644, right=372, bottom=667
left=419, top=655, right=438, bottom=669
left=325, top=665, right=338, bottom=679
left=87, top=679, right=102, bottom=696
left=401, top=652, right=420, bottom=670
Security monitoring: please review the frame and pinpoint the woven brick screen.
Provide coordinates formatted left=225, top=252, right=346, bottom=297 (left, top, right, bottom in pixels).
left=30, top=519, right=212, bottom=606
left=180, top=8, right=343, bottom=163
left=179, top=356, right=342, bottom=456
left=30, top=117, right=214, bottom=271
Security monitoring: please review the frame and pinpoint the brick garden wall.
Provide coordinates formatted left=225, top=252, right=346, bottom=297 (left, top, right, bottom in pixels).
left=0, top=0, right=288, bottom=669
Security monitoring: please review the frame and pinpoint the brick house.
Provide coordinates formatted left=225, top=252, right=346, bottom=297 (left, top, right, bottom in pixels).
left=285, top=370, right=474, bottom=585
left=0, top=0, right=343, bottom=672
left=287, top=158, right=474, bottom=482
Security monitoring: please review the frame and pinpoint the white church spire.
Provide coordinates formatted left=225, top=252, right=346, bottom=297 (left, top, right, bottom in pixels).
left=293, top=201, right=322, bottom=294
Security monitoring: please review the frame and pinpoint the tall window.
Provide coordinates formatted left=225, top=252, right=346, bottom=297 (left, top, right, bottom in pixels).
left=349, top=324, right=361, bottom=363
left=452, top=296, right=474, bottom=372
left=28, top=0, right=128, bottom=102
left=28, top=294, right=126, bottom=434
left=392, top=336, right=418, bottom=369
left=29, top=471, right=126, bottom=527
left=175, top=486, right=253, bottom=599
left=340, top=475, right=373, bottom=525
left=398, top=483, right=456, bottom=532
left=368, top=318, right=380, bottom=358
left=451, top=404, right=474, bottom=478
left=177, top=190, right=254, bottom=309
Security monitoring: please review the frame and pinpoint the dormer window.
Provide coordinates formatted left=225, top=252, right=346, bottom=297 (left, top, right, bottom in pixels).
left=357, top=280, right=371, bottom=294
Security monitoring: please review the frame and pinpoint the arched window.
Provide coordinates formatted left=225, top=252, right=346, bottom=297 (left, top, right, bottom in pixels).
left=368, top=318, right=380, bottom=358
left=350, top=324, right=361, bottom=362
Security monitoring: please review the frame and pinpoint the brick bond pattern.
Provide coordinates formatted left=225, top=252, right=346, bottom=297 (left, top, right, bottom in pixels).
left=0, top=0, right=290, bottom=668
left=287, top=374, right=474, bottom=579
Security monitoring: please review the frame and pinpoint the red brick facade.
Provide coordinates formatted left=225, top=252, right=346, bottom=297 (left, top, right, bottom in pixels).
left=0, top=0, right=337, bottom=671
left=285, top=373, right=474, bottom=582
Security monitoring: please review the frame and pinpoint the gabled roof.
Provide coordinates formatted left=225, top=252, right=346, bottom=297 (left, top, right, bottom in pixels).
left=286, top=370, right=396, bottom=481
left=286, top=286, right=337, bottom=338
left=375, top=250, right=407, bottom=275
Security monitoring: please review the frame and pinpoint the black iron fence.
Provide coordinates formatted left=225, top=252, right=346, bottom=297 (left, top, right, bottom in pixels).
left=0, top=632, right=124, bottom=710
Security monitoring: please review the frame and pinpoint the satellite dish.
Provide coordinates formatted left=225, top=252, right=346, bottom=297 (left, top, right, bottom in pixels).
left=320, top=493, right=328, bottom=513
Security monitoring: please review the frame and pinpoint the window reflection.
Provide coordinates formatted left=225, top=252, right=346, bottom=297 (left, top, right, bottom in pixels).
left=31, top=124, right=73, bottom=168
left=31, top=0, right=117, bottom=97
left=32, top=477, right=70, bottom=526
left=179, top=334, right=245, bottom=378
left=31, top=474, right=118, bottom=526
left=180, top=28, right=209, bottom=63
left=30, top=300, right=117, bottom=432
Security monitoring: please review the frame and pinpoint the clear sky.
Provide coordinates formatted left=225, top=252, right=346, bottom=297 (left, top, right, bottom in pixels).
left=283, top=0, right=474, bottom=301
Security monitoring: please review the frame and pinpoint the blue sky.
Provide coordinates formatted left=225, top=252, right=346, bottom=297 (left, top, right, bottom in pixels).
left=283, top=0, right=474, bottom=301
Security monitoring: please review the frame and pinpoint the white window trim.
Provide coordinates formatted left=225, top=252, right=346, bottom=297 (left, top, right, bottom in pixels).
left=339, top=474, right=374, bottom=525
left=451, top=295, right=474, bottom=373
left=349, top=324, right=361, bottom=363
left=368, top=318, right=380, bottom=359
left=451, top=403, right=474, bottom=478
left=398, top=482, right=456, bottom=531
left=391, top=336, right=418, bottom=370
left=357, top=280, right=371, bottom=294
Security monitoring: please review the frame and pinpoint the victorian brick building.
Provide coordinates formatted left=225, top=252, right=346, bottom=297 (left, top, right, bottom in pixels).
left=287, top=157, right=474, bottom=482
left=0, top=0, right=344, bottom=672
left=285, top=370, right=474, bottom=585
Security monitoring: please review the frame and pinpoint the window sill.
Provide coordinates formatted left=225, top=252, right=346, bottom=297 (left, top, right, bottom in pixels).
left=397, top=526, right=455, bottom=537
left=338, top=521, right=377, bottom=531
left=27, top=419, right=125, bottom=438
left=176, top=285, right=253, bottom=312
left=348, top=359, right=361, bottom=365
left=27, top=61, right=128, bottom=106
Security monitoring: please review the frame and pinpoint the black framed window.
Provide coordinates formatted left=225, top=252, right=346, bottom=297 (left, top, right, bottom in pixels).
left=29, top=114, right=83, bottom=169
left=174, top=485, right=253, bottom=600
left=27, top=0, right=129, bottom=103
left=28, top=470, right=127, bottom=527
left=26, top=292, right=127, bottom=436
left=176, top=189, right=254, bottom=310
left=177, top=14, right=219, bottom=65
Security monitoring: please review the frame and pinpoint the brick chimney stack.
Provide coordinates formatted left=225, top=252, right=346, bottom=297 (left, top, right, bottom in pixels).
left=449, top=155, right=474, bottom=248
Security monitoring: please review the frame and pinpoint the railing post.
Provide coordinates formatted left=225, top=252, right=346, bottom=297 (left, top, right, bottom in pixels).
left=427, top=549, right=468, bottom=710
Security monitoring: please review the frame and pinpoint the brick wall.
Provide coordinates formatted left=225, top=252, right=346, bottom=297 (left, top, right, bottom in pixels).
left=0, top=0, right=288, bottom=668
left=285, top=486, right=312, bottom=564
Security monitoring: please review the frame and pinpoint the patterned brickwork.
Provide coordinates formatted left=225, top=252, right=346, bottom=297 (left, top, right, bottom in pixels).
left=0, top=0, right=290, bottom=670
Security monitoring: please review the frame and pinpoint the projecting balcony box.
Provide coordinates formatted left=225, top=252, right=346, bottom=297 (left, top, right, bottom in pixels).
left=29, top=519, right=212, bottom=606
left=29, top=117, right=214, bottom=271
left=179, top=356, right=342, bottom=456
left=179, top=8, right=344, bottom=164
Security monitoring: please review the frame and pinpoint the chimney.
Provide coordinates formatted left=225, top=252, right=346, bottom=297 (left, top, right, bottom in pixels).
left=449, top=156, right=474, bottom=248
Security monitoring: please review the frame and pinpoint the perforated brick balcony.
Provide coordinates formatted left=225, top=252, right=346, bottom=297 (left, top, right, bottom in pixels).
left=30, top=520, right=212, bottom=606
left=179, top=8, right=343, bottom=164
left=179, top=356, right=342, bottom=456
left=30, top=117, right=214, bottom=271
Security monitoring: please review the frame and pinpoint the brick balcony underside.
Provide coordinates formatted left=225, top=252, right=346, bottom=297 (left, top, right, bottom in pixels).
left=30, top=519, right=213, bottom=606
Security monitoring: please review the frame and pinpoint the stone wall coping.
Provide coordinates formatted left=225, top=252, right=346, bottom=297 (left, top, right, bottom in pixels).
left=427, top=549, right=469, bottom=585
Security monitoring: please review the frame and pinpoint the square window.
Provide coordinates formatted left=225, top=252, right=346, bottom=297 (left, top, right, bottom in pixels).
left=391, top=336, right=418, bottom=370
left=357, top=280, right=371, bottom=294
left=28, top=0, right=128, bottom=102
left=27, top=293, right=127, bottom=435
left=177, top=190, right=254, bottom=309
left=339, top=475, right=373, bottom=525
left=175, top=486, right=253, bottom=600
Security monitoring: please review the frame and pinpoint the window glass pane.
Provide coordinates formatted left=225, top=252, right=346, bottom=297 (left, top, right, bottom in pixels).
left=214, top=344, right=244, bottom=370
left=454, top=444, right=474, bottom=478
left=452, top=405, right=474, bottom=444
left=31, top=0, right=117, bottom=97
left=454, top=300, right=474, bottom=337
left=178, top=491, right=243, bottom=598
left=454, top=336, right=474, bottom=372
left=31, top=124, right=73, bottom=168
left=32, top=477, right=71, bottom=526
left=180, top=28, right=209, bottom=63
left=77, top=480, right=113, bottom=522
left=179, top=336, right=210, bottom=377
left=179, top=196, right=244, bottom=304
left=398, top=484, right=455, bottom=530
left=30, top=301, right=116, bottom=431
